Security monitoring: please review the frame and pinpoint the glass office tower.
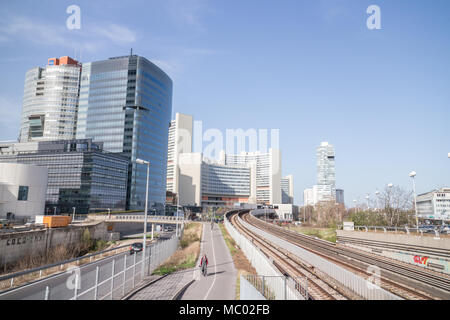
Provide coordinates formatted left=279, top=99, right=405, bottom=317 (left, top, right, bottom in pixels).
left=76, top=55, right=173, bottom=212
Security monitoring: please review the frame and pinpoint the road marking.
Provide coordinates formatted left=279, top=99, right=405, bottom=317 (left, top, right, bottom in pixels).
left=204, top=224, right=217, bottom=300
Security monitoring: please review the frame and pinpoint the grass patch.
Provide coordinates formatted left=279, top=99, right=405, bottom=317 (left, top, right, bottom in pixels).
left=289, top=226, right=337, bottom=243
left=152, top=223, right=202, bottom=276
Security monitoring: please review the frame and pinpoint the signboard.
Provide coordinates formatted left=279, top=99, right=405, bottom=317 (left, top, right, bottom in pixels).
left=343, top=221, right=354, bottom=231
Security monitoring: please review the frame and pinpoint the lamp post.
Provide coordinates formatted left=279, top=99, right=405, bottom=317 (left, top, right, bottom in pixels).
left=409, top=171, right=419, bottom=229
left=136, top=158, right=150, bottom=277
left=375, top=191, right=380, bottom=211
left=335, top=203, right=340, bottom=223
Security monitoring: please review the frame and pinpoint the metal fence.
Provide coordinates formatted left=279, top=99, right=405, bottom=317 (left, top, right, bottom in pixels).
left=0, top=244, right=130, bottom=291
left=241, top=218, right=402, bottom=300
left=0, top=233, right=180, bottom=300
left=241, top=275, right=308, bottom=300
left=224, top=214, right=305, bottom=300
left=340, top=225, right=448, bottom=238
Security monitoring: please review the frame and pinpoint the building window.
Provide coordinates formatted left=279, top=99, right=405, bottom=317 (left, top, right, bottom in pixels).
left=18, top=186, right=29, bottom=201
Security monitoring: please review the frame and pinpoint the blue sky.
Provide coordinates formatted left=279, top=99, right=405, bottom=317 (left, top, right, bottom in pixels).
left=0, top=0, right=449, bottom=206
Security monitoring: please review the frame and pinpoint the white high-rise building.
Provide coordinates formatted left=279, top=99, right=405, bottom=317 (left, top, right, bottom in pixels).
left=281, top=175, right=294, bottom=204
left=304, top=142, right=337, bottom=206
left=177, top=153, right=257, bottom=207
left=223, top=149, right=281, bottom=204
left=315, top=142, right=336, bottom=202
left=19, top=56, right=81, bottom=142
left=166, top=113, right=193, bottom=196
left=303, top=188, right=314, bottom=206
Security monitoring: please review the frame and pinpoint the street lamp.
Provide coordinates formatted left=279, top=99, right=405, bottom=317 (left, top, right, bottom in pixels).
left=136, top=158, right=150, bottom=277
left=353, top=199, right=357, bottom=213
left=409, top=171, right=419, bottom=229
left=375, top=190, right=380, bottom=210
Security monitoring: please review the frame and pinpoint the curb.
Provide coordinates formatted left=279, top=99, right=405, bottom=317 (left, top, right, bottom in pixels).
left=171, top=279, right=195, bottom=300
left=121, top=274, right=169, bottom=300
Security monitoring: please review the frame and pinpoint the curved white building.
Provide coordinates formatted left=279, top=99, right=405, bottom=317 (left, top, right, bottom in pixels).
left=0, top=163, right=48, bottom=221
left=19, top=56, right=81, bottom=142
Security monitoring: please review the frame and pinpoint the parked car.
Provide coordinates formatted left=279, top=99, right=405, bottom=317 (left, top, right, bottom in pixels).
left=129, top=242, right=143, bottom=255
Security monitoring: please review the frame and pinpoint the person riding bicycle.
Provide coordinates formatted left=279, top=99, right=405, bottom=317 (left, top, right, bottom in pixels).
left=199, top=254, right=208, bottom=276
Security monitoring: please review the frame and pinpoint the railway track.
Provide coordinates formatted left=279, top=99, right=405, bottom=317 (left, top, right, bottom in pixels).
left=229, top=211, right=353, bottom=300
left=243, top=213, right=450, bottom=300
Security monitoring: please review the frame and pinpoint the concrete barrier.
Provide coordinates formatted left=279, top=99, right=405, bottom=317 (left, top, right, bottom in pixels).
left=337, top=230, right=450, bottom=274
left=0, top=222, right=108, bottom=268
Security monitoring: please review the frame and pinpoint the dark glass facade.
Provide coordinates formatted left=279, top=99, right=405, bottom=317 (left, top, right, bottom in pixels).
left=0, top=139, right=128, bottom=214
left=76, top=55, right=173, bottom=213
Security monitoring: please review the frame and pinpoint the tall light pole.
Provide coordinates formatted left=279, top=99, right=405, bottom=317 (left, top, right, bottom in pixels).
left=136, top=158, right=150, bottom=277
left=409, top=171, right=419, bottom=229
left=353, top=199, right=357, bottom=213
left=375, top=190, right=380, bottom=210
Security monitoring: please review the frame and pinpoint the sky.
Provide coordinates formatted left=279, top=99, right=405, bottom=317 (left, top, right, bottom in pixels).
left=0, top=0, right=449, bottom=207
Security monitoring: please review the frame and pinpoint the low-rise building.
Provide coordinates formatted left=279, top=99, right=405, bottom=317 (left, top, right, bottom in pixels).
left=416, top=187, right=450, bottom=221
left=273, top=203, right=298, bottom=221
left=0, top=163, right=48, bottom=222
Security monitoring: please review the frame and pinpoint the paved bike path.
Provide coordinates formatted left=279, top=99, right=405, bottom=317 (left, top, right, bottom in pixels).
left=181, top=223, right=236, bottom=300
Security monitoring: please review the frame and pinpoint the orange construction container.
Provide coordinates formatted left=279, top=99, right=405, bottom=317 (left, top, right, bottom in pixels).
left=42, top=216, right=72, bottom=228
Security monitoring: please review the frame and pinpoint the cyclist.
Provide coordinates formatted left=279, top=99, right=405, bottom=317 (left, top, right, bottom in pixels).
left=200, top=254, right=208, bottom=276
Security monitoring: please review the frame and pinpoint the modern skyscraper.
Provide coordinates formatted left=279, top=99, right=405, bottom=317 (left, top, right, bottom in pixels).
left=336, top=189, right=345, bottom=204
left=76, top=54, right=173, bottom=212
left=223, top=149, right=281, bottom=204
left=166, top=113, right=193, bottom=196
left=19, top=56, right=81, bottom=142
left=315, top=142, right=336, bottom=202
left=0, top=139, right=129, bottom=214
left=281, top=175, right=294, bottom=204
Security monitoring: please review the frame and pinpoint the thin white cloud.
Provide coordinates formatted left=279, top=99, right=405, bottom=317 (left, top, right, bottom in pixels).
left=0, top=15, right=67, bottom=47
left=0, top=14, right=137, bottom=52
left=165, top=0, right=209, bottom=29
left=93, top=24, right=137, bottom=44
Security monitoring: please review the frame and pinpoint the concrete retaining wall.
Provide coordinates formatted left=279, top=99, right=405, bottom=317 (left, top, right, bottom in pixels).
left=337, top=230, right=450, bottom=274
left=0, top=222, right=108, bottom=267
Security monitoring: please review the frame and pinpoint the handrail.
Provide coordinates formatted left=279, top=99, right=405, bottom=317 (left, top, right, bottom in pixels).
left=0, top=244, right=129, bottom=283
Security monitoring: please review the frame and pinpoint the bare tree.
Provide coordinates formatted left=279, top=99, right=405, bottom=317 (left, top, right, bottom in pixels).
left=379, top=185, right=414, bottom=226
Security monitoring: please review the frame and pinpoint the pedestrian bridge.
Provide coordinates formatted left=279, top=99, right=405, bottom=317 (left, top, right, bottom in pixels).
left=87, top=213, right=188, bottom=225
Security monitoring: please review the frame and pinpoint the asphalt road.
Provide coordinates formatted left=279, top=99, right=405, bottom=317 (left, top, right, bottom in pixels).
left=181, top=222, right=237, bottom=300
left=0, top=244, right=152, bottom=300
